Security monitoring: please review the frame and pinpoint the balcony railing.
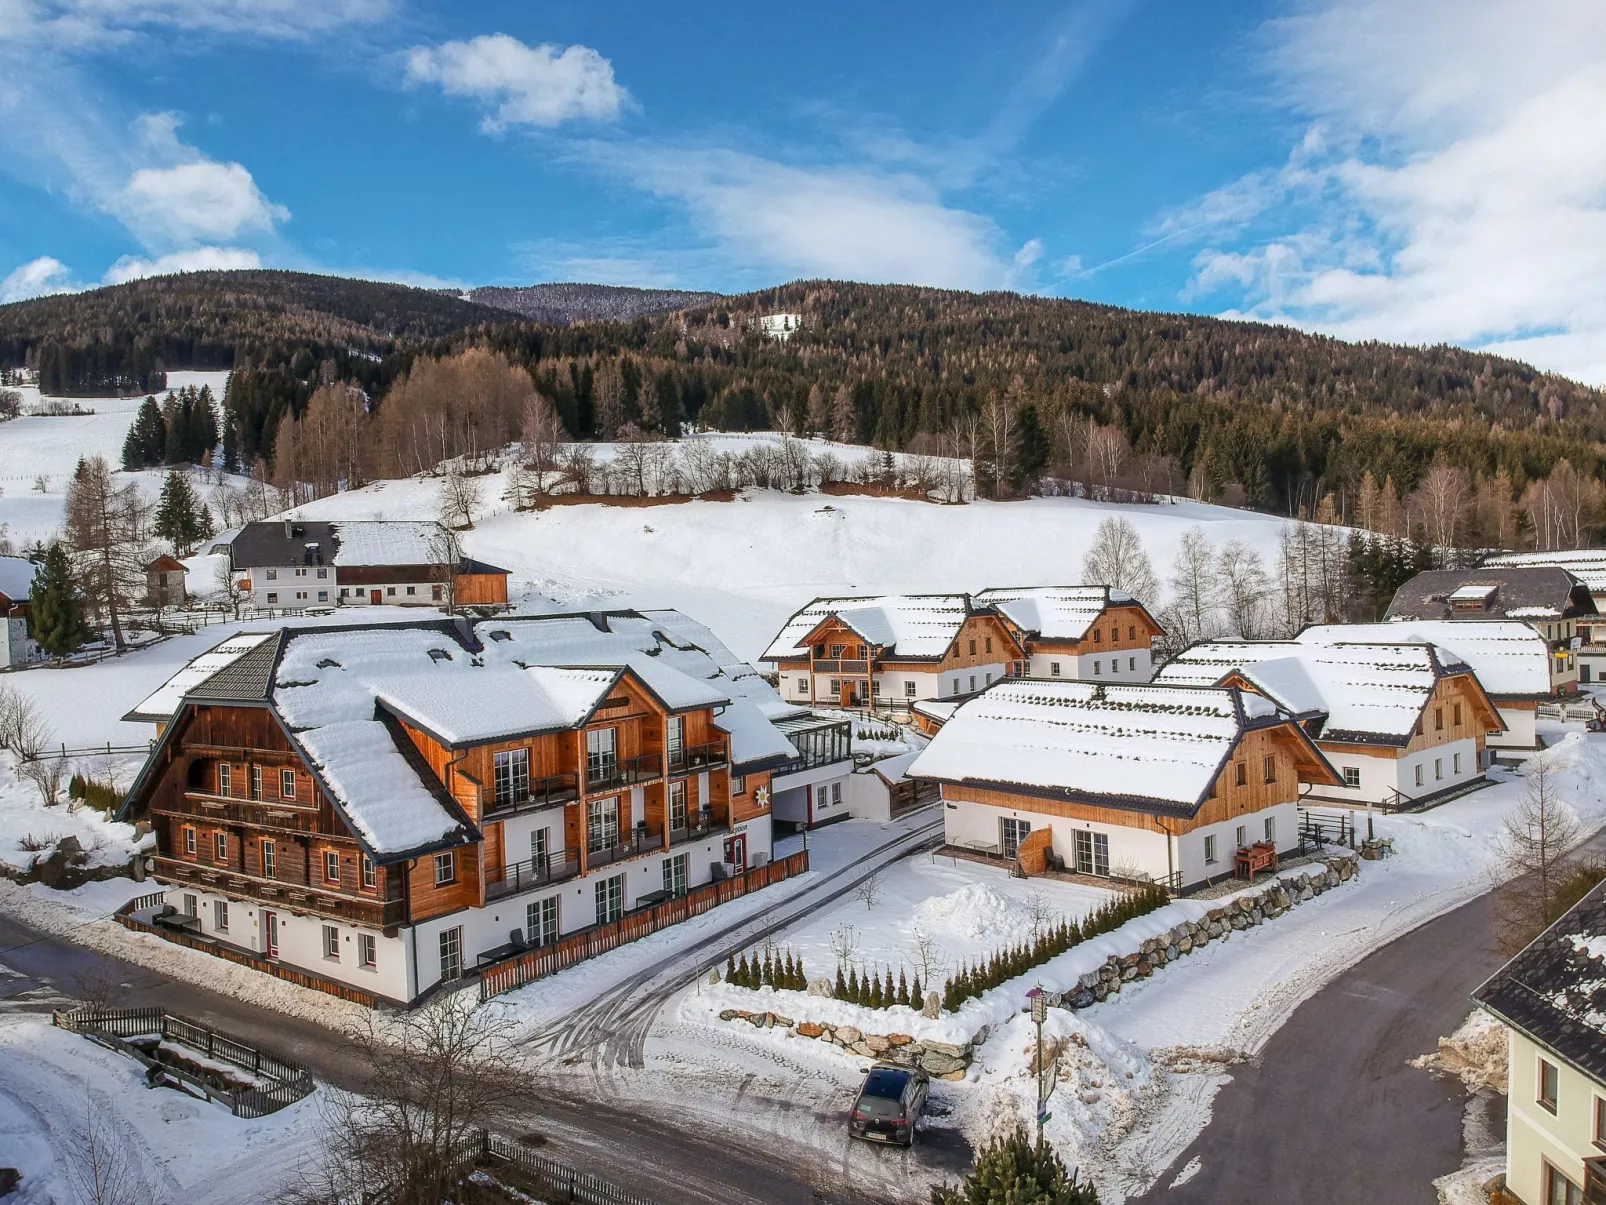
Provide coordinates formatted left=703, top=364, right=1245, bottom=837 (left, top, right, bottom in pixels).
left=668, top=811, right=716, bottom=846
left=585, top=753, right=662, bottom=792
left=484, top=849, right=582, bottom=900
left=667, top=742, right=727, bottom=774
left=810, top=659, right=870, bottom=675
left=482, top=773, right=579, bottom=820
left=153, top=856, right=405, bottom=926
left=586, top=824, right=664, bottom=867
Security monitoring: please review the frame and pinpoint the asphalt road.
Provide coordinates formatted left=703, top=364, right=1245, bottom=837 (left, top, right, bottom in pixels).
left=1133, top=886, right=1504, bottom=1203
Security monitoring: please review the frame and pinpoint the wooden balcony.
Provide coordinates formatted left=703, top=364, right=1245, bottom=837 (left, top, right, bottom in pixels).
left=481, top=773, right=578, bottom=821
left=810, top=659, right=871, bottom=675
left=1585, top=1155, right=1606, bottom=1204
left=164, top=793, right=322, bottom=833
left=484, top=849, right=582, bottom=901
left=153, top=856, right=405, bottom=927
left=668, top=742, right=727, bottom=774
left=586, top=824, right=664, bottom=868
left=668, top=811, right=717, bottom=847
left=585, top=753, right=662, bottom=793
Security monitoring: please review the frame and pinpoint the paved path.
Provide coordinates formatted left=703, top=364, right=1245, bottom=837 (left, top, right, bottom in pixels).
left=1133, top=883, right=1504, bottom=1202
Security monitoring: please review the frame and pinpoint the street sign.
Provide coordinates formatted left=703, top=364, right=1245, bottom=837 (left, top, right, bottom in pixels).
left=1030, top=993, right=1046, bottom=1023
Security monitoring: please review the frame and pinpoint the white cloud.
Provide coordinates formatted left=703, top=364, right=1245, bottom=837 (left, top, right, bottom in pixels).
left=0, top=0, right=388, bottom=44
left=1176, top=0, right=1606, bottom=384
left=113, top=159, right=289, bottom=245
left=1, top=256, right=81, bottom=302
left=583, top=145, right=1017, bottom=292
left=102, top=246, right=262, bottom=284
left=406, top=34, right=628, bottom=132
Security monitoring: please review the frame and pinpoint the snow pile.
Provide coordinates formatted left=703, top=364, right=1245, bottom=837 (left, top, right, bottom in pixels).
left=1411, top=1009, right=1508, bottom=1093
left=0, top=758, right=150, bottom=873
left=913, top=882, right=1040, bottom=945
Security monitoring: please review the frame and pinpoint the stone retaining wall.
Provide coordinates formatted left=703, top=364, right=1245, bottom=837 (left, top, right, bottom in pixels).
left=714, top=853, right=1361, bottom=1074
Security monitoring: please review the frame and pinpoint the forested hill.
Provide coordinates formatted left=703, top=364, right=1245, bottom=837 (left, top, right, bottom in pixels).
left=0, top=270, right=515, bottom=395
left=464, top=283, right=718, bottom=324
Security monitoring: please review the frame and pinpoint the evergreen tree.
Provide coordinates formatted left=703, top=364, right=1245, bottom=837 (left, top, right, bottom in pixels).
left=726, top=954, right=736, bottom=984
left=869, top=970, right=884, bottom=1009
left=153, top=472, right=204, bottom=555
left=221, top=409, right=240, bottom=474
left=121, top=396, right=166, bottom=469
left=835, top=966, right=848, bottom=999
left=1015, top=403, right=1051, bottom=490
left=847, top=966, right=860, bottom=1002
left=931, top=1126, right=1099, bottom=1205
left=28, top=541, right=91, bottom=659
left=897, top=968, right=910, bottom=1007
left=910, top=974, right=923, bottom=1009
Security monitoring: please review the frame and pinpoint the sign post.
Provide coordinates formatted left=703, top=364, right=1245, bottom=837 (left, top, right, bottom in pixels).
left=1027, top=986, right=1055, bottom=1144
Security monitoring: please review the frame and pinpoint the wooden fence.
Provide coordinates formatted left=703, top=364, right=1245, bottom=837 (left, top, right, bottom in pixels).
left=480, top=850, right=810, bottom=1000
left=52, top=1006, right=315, bottom=1117
left=115, top=899, right=383, bottom=1008
left=456, top=1130, right=659, bottom=1205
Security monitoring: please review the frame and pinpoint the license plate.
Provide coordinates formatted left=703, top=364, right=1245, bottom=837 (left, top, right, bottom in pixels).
left=867, top=1132, right=888, bottom=1142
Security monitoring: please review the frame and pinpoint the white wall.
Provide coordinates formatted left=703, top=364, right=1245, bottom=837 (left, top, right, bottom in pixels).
left=1304, top=738, right=1479, bottom=806
left=941, top=798, right=1172, bottom=884
left=1174, top=802, right=1300, bottom=888
left=248, top=565, right=334, bottom=607
left=1024, top=648, right=1153, bottom=683
left=1504, top=1029, right=1605, bottom=1205
left=845, top=771, right=892, bottom=822
left=2, top=616, right=37, bottom=668
left=339, top=579, right=441, bottom=606
left=1491, top=705, right=1540, bottom=751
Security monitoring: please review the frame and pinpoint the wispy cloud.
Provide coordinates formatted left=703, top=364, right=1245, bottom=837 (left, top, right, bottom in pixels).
left=405, top=34, right=629, bottom=132
left=1171, top=0, right=1606, bottom=383
left=1, top=256, right=81, bottom=303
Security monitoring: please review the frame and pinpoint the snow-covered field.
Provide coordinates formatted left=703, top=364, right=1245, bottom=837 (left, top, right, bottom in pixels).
left=0, top=1014, right=323, bottom=1205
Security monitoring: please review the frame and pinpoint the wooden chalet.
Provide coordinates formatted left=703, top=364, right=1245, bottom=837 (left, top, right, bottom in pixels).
left=975, top=585, right=1164, bottom=683
left=908, top=680, right=1341, bottom=891
left=763, top=594, right=1024, bottom=712
left=120, top=611, right=798, bottom=1004
left=1157, top=639, right=1505, bottom=808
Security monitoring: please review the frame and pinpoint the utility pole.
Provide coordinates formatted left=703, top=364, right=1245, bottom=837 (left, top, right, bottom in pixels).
left=1029, top=986, right=1054, bottom=1143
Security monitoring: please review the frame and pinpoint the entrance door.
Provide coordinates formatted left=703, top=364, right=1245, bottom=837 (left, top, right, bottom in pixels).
left=369, top=589, right=382, bottom=605
left=263, top=910, right=279, bottom=958
left=1000, top=817, right=1031, bottom=859
left=724, top=834, right=747, bottom=873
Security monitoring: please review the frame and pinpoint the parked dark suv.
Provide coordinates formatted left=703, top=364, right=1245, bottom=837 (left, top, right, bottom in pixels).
left=849, top=1064, right=928, bottom=1146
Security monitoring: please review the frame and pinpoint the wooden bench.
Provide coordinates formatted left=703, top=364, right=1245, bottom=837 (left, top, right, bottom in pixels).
left=1234, top=842, right=1278, bottom=882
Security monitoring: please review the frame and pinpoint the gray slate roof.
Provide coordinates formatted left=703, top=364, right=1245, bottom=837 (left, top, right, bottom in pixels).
left=1385, top=567, right=1597, bottom=622
left=1475, top=880, right=1606, bottom=1086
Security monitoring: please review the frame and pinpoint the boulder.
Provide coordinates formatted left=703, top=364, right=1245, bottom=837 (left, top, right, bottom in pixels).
left=1165, top=944, right=1180, bottom=962
left=1338, top=859, right=1354, bottom=881
left=866, top=1034, right=890, bottom=1054
left=772, top=1015, right=794, bottom=1029
left=796, top=1022, right=826, bottom=1038
left=922, top=992, right=942, bottom=1019
left=719, top=1010, right=741, bottom=1021
left=850, top=1040, right=873, bottom=1057
left=1177, top=936, right=1193, bottom=955
left=924, top=1040, right=970, bottom=1059
left=1069, top=987, right=1096, bottom=1009
left=886, top=1033, right=914, bottom=1046
left=919, top=1051, right=967, bottom=1075
left=807, top=977, right=836, bottom=997
left=837, top=1026, right=862, bottom=1045
left=933, top=1068, right=967, bottom=1082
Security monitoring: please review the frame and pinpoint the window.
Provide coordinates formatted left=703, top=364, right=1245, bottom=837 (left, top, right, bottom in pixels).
left=1074, top=830, right=1110, bottom=876
left=587, top=797, right=620, bottom=853
left=904, top=681, right=916, bottom=697
left=586, top=728, right=617, bottom=781
left=969, top=674, right=977, bottom=691
left=184, top=826, right=196, bottom=856
left=1539, top=1057, right=1559, bottom=1113
left=872, top=680, right=882, bottom=695
left=663, top=853, right=688, bottom=898
left=1204, top=834, right=1218, bottom=865
left=280, top=768, right=295, bottom=799
left=526, top=896, right=558, bottom=946
left=595, top=874, right=625, bottom=926
left=405, top=585, right=416, bottom=595
left=340, top=587, right=349, bottom=598
left=1453, top=703, right=1462, bottom=727
left=262, top=839, right=276, bottom=879
left=295, top=567, right=306, bottom=577
left=828, top=678, right=840, bottom=694
left=265, top=568, right=277, bottom=580
left=1453, top=752, right=1462, bottom=775
left=217, top=763, right=231, bottom=797
left=1093, top=660, right=1102, bottom=676
left=1434, top=757, right=1443, bottom=781
left=434, top=850, right=456, bottom=886
left=386, top=586, right=396, bottom=596
left=1263, top=755, right=1276, bottom=784
left=1434, top=707, right=1443, bottom=731
left=250, top=764, right=262, bottom=801
left=317, top=591, right=328, bottom=602
left=1415, top=763, right=1425, bottom=787
left=1000, top=817, right=1031, bottom=859
left=985, top=672, right=992, bottom=685
left=1236, top=824, right=1247, bottom=850
left=731, top=773, right=746, bottom=795
left=530, top=827, right=549, bottom=868
left=951, top=678, right=959, bottom=694
left=1050, top=662, right=1061, bottom=676
left=439, top=927, right=463, bottom=980
left=1129, top=657, right=1136, bottom=671
left=493, top=748, right=531, bottom=807
left=361, top=855, right=375, bottom=890
left=324, top=851, right=340, bottom=883
left=668, top=780, right=688, bottom=831
left=1595, top=1095, right=1606, bottom=1149
left=1264, top=816, right=1276, bottom=844
left=359, top=934, right=376, bottom=967
left=968, top=639, right=976, bottom=655
left=1235, top=762, right=1247, bottom=787
left=213, top=900, right=228, bottom=932
left=432, top=584, right=442, bottom=601
left=317, top=567, right=327, bottom=579
left=182, top=893, right=197, bottom=917
left=295, top=591, right=307, bottom=601
left=267, top=592, right=278, bottom=604
left=1093, top=629, right=1102, bottom=643
left=1129, top=625, right=1136, bottom=640
left=831, top=781, right=843, bottom=806
left=1342, top=766, right=1361, bottom=788
left=1546, top=1164, right=1583, bottom=1205
left=984, top=636, right=992, bottom=653
left=830, top=644, right=844, bottom=658
left=664, top=715, right=685, bottom=768
left=322, top=925, right=340, bottom=960
left=215, top=832, right=228, bottom=862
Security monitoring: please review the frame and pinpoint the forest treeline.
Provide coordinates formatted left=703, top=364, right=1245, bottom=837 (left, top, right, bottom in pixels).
left=9, top=272, right=1606, bottom=541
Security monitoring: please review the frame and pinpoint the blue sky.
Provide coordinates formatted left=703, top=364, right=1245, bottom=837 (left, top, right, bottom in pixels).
left=2, top=0, right=1604, bottom=383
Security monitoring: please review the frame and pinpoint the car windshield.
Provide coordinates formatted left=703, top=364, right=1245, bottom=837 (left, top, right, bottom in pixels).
left=855, top=1093, right=903, bottom=1118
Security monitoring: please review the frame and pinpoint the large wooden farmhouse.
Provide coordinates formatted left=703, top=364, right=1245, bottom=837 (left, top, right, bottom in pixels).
left=763, top=594, right=1024, bottom=711
left=1157, top=639, right=1505, bottom=808
left=1299, top=621, right=1556, bottom=752
left=907, top=680, right=1340, bottom=891
left=974, top=586, right=1163, bottom=683
left=120, top=610, right=816, bottom=1004
left=224, top=519, right=509, bottom=610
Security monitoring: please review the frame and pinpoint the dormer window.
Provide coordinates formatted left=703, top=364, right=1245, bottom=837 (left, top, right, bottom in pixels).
left=427, top=648, right=452, bottom=662
left=489, top=630, right=512, bottom=642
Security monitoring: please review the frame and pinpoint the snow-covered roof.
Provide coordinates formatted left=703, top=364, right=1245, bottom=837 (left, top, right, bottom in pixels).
left=329, top=521, right=441, bottom=567
left=1157, top=639, right=1479, bottom=743
left=1448, top=584, right=1498, bottom=602
left=866, top=749, right=922, bottom=784
left=911, top=699, right=959, bottom=725
left=1298, top=621, right=1552, bottom=699
left=0, top=554, right=37, bottom=602
left=974, top=585, right=1138, bottom=641
left=373, top=667, right=621, bottom=746
left=1484, top=549, right=1606, bottom=595
left=125, top=632, right=279, bottom=722
left=713, top=698, right=802, bottom=768
left=763, top=594, right=975, bottom=660
left=908, top=680, right=1291, bottom=813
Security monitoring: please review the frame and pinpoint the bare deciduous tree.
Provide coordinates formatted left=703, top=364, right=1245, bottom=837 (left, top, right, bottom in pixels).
left=521, top=391, right=567, bottom=489
left=908, top=925, right=946, bottom=986
left=1215, top=539, right=1270, bottom=638
left=1493, top=754, right=1583, bottom=954
left=437, top=464, right=484, bottom=531
left=63, top=1085, right=156, bottom=1205
left=853, top=871, right=883, bottom=911
left=64, top=456, right=150, bottom=651
left=829, top=923, right=860, bottom=971
left=427, top=526, right=463, bottom=616
left=1082, top=517, right=1159, bottom=603
left=1164, top=525, right=1220, bottom=647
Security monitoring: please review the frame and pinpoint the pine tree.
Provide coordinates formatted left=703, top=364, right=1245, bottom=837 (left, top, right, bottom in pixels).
left=121, top=396, right=166, bottom=469
left=28, top=541, right=91, bottom=659
left=726, top=954, right=736, bottom=984
left=835, top=966, right=847, bottom=999
left=910, top=974, right=923, bottom=1009
left=897, top=968, right=910, bottom=1007
left=154, top=471, right=204, bottom=556
left=737, top=952, right=751, bottom=988
left=930, top=1126, right=1100, bottom=1204
left=847, top=966, right=860, bottom=1003
left=761, top=949, right=774, bottom=988
left=221, top=409, right=240, bottom=474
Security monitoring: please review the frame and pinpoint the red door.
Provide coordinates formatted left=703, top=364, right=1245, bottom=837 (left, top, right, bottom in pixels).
left=263, top=910, right=279, bottom=958
left=369, top=589, right=382, bottom=605
left=724, top=835, right=747, bottom=873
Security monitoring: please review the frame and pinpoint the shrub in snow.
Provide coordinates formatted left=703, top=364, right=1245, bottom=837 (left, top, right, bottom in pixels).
left=930, top=1124, right=1100, bottom=1204
left=726, top=946, right=808, bottom=990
